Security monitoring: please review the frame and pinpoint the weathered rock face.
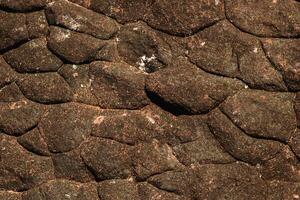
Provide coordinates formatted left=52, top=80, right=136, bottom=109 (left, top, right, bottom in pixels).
left=45, top=0, right=119, bottom=39
left=3, top=38, right=62, bottom=73
left=0, top=0, right=299, bottom=199
left=145, top=59, right=246, bottom=114
left=47, top=26, right=104, bottom=63
left=89, top=61, right=150, bottom=109
left=17, top=73, right=72, bottom=103
left=225, top=0, right=300, bottom=37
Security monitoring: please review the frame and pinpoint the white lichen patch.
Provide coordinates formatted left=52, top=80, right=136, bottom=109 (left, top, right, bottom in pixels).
left=136, top=54, right=156, bottom=72
left=61, top=15, right=81, bottom=31
left=253, top=47, right=258, bottom=53
left=146, top=115, right=155, bottom=124
left=272, top=0, right=277, bottom=3
left=64, top=194, right=71, bottom=199
left=293, top=194, right=299, bottom=199
left=201, top=42, right=206, bottom=46
left=93, top=116, right=105, bottom=125
left=72, top=64, right=78, bottom=70
left=215, top=0, right=220, bottom=5
left=55, top=29, right=71, bottom=42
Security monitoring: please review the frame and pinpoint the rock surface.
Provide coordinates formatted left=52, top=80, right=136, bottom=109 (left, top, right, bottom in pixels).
left=0, top=0, right=299, bottom=199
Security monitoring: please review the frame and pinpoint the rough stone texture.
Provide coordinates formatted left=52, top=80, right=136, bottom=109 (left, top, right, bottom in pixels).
left=90, top=61, right=150, bottom=109
left=185, top=21, right=287, bottom=91
left=117, top=22, right=172, bottom=73
left=146, top=58, right=246, bottom=114
left=0, top=0, right=49, bottom=11
left=3, top=38, right=62, bottom=73
left=262, top=39, right=300, bottom=91
left=47, top=26, right=104, bottom=63
left=17, top=72, right=72, bottom=103
left=0, top=0, right=299, bottom=199
left=225, top=0, right=300, bottom=37
left=145, top=0, right=225, bottom=36
left=81, top=137, right=133, bottom=180
left=0, top=135, right=54, bottom=191
left=46, top=0, right=119, bottom=39
left=39, top=103, right=99, bottom=153
left=0, top=100, right=44, bottom=136
left=98, top=179, right=140, bottom=200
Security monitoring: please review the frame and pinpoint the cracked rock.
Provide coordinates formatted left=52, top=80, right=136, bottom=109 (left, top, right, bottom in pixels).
left=47, top=26, right=104, bottom=63
left=89, top=61, right=149, bottom=109
left=220, top=89, right=296, bottom=142
left=46, top=0, right=119, bottom=39
left=3, top=38, right=62, bottom=73
left=225, top=0, right=300, bottom=37
left=98, top=179, right=140, bottom=200
left=132, top=139, right=184, bottom=180
left=145, top=0, right=224, bottom=36
left=0, top=135, right=54, bottom=191
left=81, top=137, right=133, bottom=180
left=17, top=72, right=72, bottom=104
left=145, top=58, right=246, bottom=114
left=0, top=100, right=44, bottom=136
left=39, top=103, right=98, bottom=153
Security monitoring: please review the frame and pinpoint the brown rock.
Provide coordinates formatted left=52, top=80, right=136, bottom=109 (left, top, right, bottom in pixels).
left=290, top=129, right=300, bottom=158
left=0, top=11, right=28, bottom=51
left=22, top=180, right=99, bottom=200
left=0, top=135, right=54, bottom=191
left=17, top=73, right=72, bottom=104
left=0, top=56, right=16, bottom=88
left=0, top=82, right=23, bottom=102
left=39, top=103, right=99, bottom=153
left=90, top=0, right=154, bottom=24
left=46, top=0, right=119, bottom=39
left=98, top=179, right=140, bottom=200
left=145, top=0, right=224, bottom=36
left=145, top=58, right=246, bottom=114
left=81, top=137, right=133, bottom=180
left=267, top=181, right=300, bottom=200
left=3, top=38, right=62, bottom=73
left=138, top=182, right=185, bottom=200
left=0, top=191, right=21, bottom=200
left=220, top=90, right=296, bottom=142
left=0, top=0, right=49, bottom=11
left=58, top=64, right=98, bottom=105
left=225, top=0, right=300, bottom=37
left=186, top=21, right=287, bottom=91
left=132, top=139, right=184, bottom=180
left=208, top=108, right=284, bottom=164
left=89, top=61, right=149, bottom=109
left=117, top=22, right=172, bottom=73
left=0, top=100, right=44, bottom=136
left=262, top=39, right=300, bottom=91
left=192, top=163, right=268, bottom=199
left=17, top=127, right=50, bottom=156
left=26, top=11, right=49, bottom=38
left=47, top=26, right=103, bottom=63
left=52, top=149, right=94, bottom=182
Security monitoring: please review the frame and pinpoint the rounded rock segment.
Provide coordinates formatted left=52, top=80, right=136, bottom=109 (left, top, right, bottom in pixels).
left=0, top=0, right=50, bottom=11
left=39, top=103, right=99, bottom=153
left=0, top=100, right=44, bottom=136
left=80, top=137, right=133, bottom=180
left=22, top=180, right=99, bottom=200
left=17, top=72, right=72, bottom=104
left=145, top=0, right=225, bottom=36
left=185, top=21, right=287, bottom=91
left=262, top=39, right=300, bottom=91
left=89, top=61, right=150, bottom=109
left=47, top=26, right=104, bottom=64
left=145, top=59, right=246, bottom=114
left=45, top=0, right=119, bottom=39
left=225, top=0, right=300, bottom=37
left=220, top=89, right=296, bottom=142
left=0, top=135, right=54, bottom=191
left=3, top=38, right=63, bottom=73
